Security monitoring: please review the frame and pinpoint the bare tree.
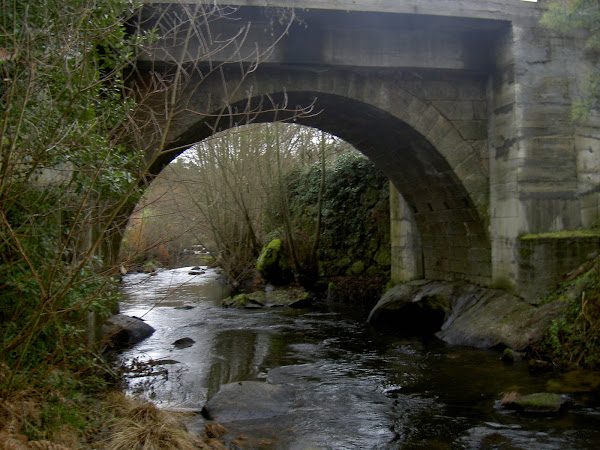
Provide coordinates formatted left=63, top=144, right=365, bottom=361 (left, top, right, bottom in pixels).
left=0, top=0, right=313, bottom=391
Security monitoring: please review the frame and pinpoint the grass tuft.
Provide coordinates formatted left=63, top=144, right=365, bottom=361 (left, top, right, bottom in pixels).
left=103, top=393, right=206, bottom=450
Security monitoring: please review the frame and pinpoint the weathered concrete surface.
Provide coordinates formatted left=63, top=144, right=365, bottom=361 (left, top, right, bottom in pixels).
left=148, top=0, right=539, bottom=21
left=131, top=0, right=600, bottom=300
left=368, top=280, right=566, bottom=350
left=518, top=235, right=600, bottom=303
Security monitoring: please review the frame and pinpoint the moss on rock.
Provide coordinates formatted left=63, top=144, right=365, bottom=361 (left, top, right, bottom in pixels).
left=256, top=239, right=291, bottom=285
left=504, top=392, right=568, bottom=414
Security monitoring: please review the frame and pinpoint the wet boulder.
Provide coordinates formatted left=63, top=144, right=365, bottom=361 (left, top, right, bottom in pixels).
left=100, top=314, right=155, bottom=349
left=222, top=288, right=311, bottom=309
left=222, top=293, right=264, bottom=308
left=501, top=392, right=569, bottom=414
left=172, top=337, right=195, bottom=349
left=368, top=280, right=566, bottom=350
left=367, top=280, right=451, bottom=335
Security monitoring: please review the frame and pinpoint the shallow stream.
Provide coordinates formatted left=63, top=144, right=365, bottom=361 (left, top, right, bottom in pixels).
left=118, top=267, right=600, bottom=449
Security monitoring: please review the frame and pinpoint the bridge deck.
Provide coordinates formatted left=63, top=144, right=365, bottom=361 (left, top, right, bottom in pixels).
left=145, top=0, right=541, bottom=21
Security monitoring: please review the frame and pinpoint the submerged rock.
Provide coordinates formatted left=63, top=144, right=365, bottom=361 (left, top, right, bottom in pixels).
left=100, top=314, right=155, bottom=349
left=202, top=381, right=291, bottom=422
left=546, top=370, right=600, bottom=393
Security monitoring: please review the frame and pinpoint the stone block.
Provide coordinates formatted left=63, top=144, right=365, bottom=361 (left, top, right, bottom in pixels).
left=454, top=154, right=483, bottom=181
left=432, top=100, right=474, bottom=120
left=426, top=116, right=456, bottom=145
left=419, top=80, right=459, bottom=100
left=453, top=120, right=488, bottom=141
left=581, top=206, right=600, bottom=229
left=473, top=100, right=487, bottom=120
left=468, top=247, right=492, bottom=263
left=517, top=236, right=600, bottom=303
left=492, top=197, right=520, bottom=219
left=414, top=105, right=447, bottom=137
left=456, top=81, right=486, bottom=100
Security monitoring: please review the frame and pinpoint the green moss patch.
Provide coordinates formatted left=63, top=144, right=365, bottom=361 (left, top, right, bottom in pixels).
left=521, top=229, right=600, bottom=240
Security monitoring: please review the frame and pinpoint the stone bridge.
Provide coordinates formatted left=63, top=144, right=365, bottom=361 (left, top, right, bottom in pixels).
left=129, top=0, right=600, bottom=302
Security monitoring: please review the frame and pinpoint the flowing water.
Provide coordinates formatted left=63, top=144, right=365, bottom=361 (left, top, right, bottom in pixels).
left=118, top=267, right=600, bottom=449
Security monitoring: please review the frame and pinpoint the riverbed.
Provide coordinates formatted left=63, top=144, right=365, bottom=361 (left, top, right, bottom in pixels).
left=118, top=267, right=600, bottom=449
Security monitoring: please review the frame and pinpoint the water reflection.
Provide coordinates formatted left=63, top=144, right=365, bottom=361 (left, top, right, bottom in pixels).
left=118, top=268, right=600, bottom=448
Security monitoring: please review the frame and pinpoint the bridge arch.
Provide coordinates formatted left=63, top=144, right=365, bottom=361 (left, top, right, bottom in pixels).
left=143, top=68, right=491, bottom=284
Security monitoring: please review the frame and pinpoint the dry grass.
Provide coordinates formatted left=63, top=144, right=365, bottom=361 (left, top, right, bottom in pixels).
left=0, top=390, right=73, bottom=450
left=0, top=363, right=212, bottom=449
left=500, top=391, right=521, bottom=405
left=0, top=360, right=220, bottom=449
left=102, top=393, right=207, bottom=450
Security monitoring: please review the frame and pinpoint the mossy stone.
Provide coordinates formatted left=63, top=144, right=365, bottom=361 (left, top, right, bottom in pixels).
left=337, top=256, right=352, bottom=268
left=512, top=393, right=568, bottom=414
left=374, top=248, right=391, bottom=266
left=256, top=239, right=291, bottom=284
left=222, top=294, right=249, bottom=308
left=349, top=260, right=365, bottom=275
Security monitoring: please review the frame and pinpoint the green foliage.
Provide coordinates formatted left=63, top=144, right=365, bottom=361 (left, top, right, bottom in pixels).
left=541, top=0, right=600, bottom=119
left=535, top=263, right=600, bottom=369
left=278, top=154, right=390, bottom=277
left=256, top=238, right=292, bottom=284
left=0, top=0, right=143, bottom=391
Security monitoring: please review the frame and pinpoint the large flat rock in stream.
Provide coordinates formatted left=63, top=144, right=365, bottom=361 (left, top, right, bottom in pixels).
left=202, top=381, right=291, bottom=422
left=368, top=280, right=567, bottom=350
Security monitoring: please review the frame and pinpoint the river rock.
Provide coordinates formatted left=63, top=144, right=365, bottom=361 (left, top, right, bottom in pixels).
left=222, top=287, right=311, bottom=309
left=265, top=288, right=311, bottom=307
left=501, top=392, right=569, bottom=414
left=368, top=280, right=566, bottom=350
left=100, top=314, right=155, bottom=349
left=188, top=270, right=205, bottom=275
left=173, top=337, right=195, bottom=349
left=222, top=293, right=264, bottom=308
left=367, top=280, right=452, bottom=334
left=202, top=381, right=291, bottom=422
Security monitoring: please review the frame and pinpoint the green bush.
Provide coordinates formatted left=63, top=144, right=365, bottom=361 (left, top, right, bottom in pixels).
left=276, top=154, right=390, bottom=278
left=535, top=265, right=600, bottom=369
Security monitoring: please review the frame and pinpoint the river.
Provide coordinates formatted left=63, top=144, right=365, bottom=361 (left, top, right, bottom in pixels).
left=117, top=267, right=600, bottom=449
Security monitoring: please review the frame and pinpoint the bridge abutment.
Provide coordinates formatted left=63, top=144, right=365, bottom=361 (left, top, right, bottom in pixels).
left=488, top=17, right=600, bottom=299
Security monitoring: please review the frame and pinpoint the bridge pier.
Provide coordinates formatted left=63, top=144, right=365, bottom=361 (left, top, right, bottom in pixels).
left=390, top=183, right=423, bottom=284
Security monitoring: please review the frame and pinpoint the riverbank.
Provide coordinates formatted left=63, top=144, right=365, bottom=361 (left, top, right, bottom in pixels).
left=0, top=373, right=221, bottom=449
